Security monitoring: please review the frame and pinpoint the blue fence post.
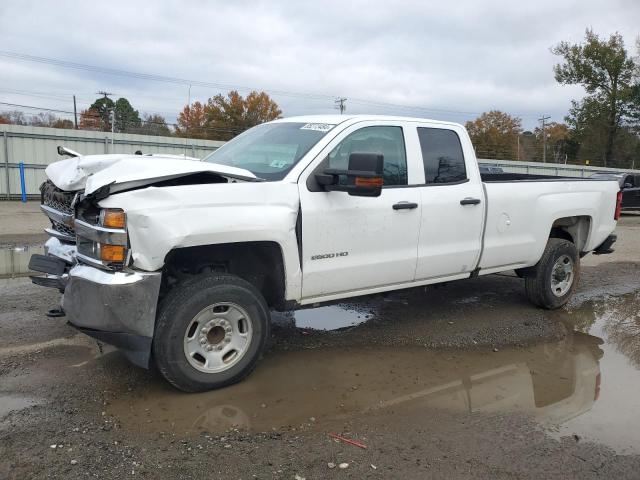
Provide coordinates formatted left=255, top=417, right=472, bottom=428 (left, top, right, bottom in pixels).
left=19, top=162, right=27, bottom=203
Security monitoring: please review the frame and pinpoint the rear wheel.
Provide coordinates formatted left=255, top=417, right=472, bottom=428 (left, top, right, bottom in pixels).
left=524, top=238, right=579, bottom=309
left=153, top=274, right=270, bottom=392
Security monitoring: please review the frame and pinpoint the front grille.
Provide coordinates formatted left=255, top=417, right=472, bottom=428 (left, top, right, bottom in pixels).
left=40, top=180, right=76, bottom=239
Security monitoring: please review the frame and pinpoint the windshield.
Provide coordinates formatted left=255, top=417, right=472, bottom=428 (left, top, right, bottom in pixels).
left=202, top=122, right=335, bottom=180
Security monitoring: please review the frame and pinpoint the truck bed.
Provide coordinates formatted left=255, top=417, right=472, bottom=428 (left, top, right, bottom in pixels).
left=480, top=172, right=615, bottom=182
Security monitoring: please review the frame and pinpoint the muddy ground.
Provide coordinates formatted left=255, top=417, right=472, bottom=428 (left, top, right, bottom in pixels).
left=1, top=208, right=640, bottom=479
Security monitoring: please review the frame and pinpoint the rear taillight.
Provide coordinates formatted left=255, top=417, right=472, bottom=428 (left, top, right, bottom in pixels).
left=614, top=191, right=623, bottom=220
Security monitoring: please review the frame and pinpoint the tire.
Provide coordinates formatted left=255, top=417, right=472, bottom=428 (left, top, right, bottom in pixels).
left=525, top=238, right=579, bottom=309
left=153, top=274, right=270, bottom=392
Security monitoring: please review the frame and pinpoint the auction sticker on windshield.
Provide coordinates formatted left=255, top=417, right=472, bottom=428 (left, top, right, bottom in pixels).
left=300, top=123, right=335, bottom=132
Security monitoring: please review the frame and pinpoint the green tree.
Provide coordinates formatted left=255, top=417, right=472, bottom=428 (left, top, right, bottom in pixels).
left=114, top=98, right=141, bottom=132
left=89, top=96, right=115, bottom=130
left=465, top=110, right=522, bottom=160
left=552, top=29, right=639, bottom=167
left=88, top=96, right=142, bottom=133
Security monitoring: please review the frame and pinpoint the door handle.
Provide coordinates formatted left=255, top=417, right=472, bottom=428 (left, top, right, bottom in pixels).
left=460, top=198, right=481, bottom=206
left=393, top=202, right=418, bottom=210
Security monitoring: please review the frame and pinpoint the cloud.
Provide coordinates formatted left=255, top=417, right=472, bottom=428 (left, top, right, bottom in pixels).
left=0, top=0, right=637, bottom=129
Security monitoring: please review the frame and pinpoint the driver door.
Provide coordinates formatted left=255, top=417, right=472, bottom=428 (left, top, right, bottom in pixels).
left=298, top=123, right=422, bottom=300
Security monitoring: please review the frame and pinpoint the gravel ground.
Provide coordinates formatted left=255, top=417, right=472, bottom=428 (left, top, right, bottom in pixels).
left=0, top=213, right=639, bottom=479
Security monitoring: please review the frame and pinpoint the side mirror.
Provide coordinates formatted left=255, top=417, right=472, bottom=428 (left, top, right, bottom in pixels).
left=315, top=152, right=384, bottom=197
left=57, top=146, right=81, bottom=158
left=623, top=182, right=633, bottom=189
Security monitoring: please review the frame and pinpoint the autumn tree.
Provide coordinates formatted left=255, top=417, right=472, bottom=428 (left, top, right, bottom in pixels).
left=465, top=111, right=522, bottom=160
left=175, top=101, right=208, bottom=139
left=552, top=29, right=639, bottom=167
left=176, top=90, right=282, bottom=141
left=78, top=107, right=102, bottom=130
left=533, top=122, right=571, bottom=163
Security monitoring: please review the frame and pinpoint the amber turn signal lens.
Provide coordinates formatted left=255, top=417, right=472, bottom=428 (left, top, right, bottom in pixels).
left=103, top=209, right=126, bottom=229
left=100, top=244, right=126, bottom=262
left=355, top=176, right=383, bottom=187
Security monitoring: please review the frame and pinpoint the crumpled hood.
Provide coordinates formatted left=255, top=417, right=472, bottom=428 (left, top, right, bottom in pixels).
left=45, top=154, right=258, bottom=195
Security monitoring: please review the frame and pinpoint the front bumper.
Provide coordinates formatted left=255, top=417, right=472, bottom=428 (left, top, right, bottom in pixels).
left=62, top=265, right=162, bottom=367
left=30, top=239, right=162, bottom=368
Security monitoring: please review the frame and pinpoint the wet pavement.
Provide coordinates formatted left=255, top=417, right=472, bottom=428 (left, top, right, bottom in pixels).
left=102, top=291, right=640, bottom=455
left=2, top=215, right=640, bottom=478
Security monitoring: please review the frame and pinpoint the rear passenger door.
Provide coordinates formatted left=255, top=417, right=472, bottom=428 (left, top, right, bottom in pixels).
left=412, top=125, right=485, bottom=280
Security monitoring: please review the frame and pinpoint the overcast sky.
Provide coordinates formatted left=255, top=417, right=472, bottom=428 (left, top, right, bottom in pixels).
left=0, top=0, right=638, bottom=129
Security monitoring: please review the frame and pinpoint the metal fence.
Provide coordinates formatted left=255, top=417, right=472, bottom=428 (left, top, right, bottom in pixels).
left=478, top=159, right=640, bottom=178
left=0, top=124, right=224, bottom=199
left=2, top=123, right=639, bottom=199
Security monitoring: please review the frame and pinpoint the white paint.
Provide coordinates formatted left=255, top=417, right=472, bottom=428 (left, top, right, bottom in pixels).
left=42, top=114, right=619, bottom=305
left=45, top=154, right=255, bottom=194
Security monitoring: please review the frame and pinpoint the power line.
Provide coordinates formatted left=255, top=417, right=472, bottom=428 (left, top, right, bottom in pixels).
left=0, top=100, right=244, bottom=134
left=0, top=49, right=545, bottom=120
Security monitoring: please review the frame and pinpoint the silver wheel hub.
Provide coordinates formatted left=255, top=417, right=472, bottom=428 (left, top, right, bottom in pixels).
left=183, top=302, right=253, bottom=373
left=550, top=254, right=574, bottom=297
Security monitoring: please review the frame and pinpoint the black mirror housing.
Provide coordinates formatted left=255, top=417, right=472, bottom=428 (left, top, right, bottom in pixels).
left=314, top=152, right=384, bottom=197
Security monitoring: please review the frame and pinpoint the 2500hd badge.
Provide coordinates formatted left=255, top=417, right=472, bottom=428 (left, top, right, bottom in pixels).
left=311, top=251, right=349, bottom=260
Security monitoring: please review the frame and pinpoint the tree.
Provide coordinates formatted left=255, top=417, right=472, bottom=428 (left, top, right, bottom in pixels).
left=138, top=114, right=171, bottom=136
left=176, top=101, right=209, bottom=139
left=51, top=119, right=74, bottom=129
left=465, top=110, right=522, bottom=160
left=78, top=107, right=102, bottom=130
left=87, top=95, right=142, bottom=132
left=89, top=96, right=115, bottom=130
left=114, top=98, right=141, bottom=132
left=0, top=110, right=27, bottom=125
left=176, top=90, right=282, bottom=140
left=533, top=122, right=571, bottom=163
left=552, top=29, right=639, bottom=166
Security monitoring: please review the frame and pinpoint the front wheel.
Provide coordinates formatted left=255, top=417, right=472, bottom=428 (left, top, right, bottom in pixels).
left=153, top=274, right=270, bottom=392
left=524, top=238, right=579, bottom=309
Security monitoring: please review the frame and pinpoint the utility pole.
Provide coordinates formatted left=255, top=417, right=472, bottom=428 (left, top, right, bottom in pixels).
left=96, top=91, right=114, bottom=132
left=73, top=95, right=78, bottom=129
left=538, top=115, right=551, bottom=163
left=110, top=110, right=115, bottom=150
left=334, top=97, right=347, bottom=114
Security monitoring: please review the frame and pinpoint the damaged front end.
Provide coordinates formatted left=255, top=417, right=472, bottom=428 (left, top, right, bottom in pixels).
left=29, top=180, right=161, bottom=368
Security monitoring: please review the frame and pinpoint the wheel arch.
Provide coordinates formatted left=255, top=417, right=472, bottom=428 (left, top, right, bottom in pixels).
left=161, top=241, right=288, bottom=310
left=549, top=215, right=592, bottom=252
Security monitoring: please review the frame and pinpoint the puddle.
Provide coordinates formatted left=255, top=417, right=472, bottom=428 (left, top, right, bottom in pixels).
left=272, top=304, right=374, bottom=330
left=0, top=394, right=43, bottom=418
left=105, top=290, right=640, bottom=454
left=553, top=291, right=640, bottom=454
left=0, top=245, right=44, bottom=278
left=107, top=331, right=604, bottom=438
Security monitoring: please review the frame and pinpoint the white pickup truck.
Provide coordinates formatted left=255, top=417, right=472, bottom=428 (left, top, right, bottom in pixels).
left=29, top=115, right=620, bottom=392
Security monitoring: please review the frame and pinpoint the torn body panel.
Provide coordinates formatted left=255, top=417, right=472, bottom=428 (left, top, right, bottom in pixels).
left=99, top=181, right=303, bottom=301
left=45, top=154, right=257, bottom=195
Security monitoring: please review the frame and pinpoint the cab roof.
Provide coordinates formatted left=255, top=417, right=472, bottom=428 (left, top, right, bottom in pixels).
left=272, top=114, right=464, bottom=129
